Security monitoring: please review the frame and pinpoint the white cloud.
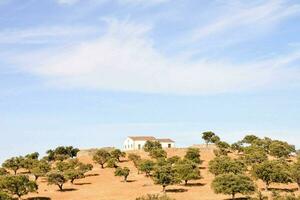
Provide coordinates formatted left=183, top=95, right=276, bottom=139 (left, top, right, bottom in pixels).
left=14, top=19, right=300, bottom=95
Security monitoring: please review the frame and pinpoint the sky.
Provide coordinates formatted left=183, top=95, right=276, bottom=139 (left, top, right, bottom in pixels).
left=0, top=0, right=300, bottom=161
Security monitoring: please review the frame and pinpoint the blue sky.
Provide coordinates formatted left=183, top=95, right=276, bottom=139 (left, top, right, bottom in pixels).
left=1, top=0, right=300, bottom=161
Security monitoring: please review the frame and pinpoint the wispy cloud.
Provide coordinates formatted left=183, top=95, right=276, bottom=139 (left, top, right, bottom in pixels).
left=55, top=0, right=169, bottom=6
left=0, top=26, right=98, bottom=44
left=189, top=0, right=300, bottom=43
left=13, top=18, right=300, bottom=95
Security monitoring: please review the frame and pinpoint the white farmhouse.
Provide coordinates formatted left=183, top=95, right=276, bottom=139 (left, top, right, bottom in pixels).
left=123, top=136, right=175, bottom=151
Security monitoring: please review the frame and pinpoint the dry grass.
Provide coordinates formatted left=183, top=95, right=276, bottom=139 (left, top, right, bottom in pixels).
left=24, top=147, right=299, bottom=200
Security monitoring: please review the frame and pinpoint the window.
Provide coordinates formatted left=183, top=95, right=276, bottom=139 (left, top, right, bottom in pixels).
left=168, top=144, right=171, bottom=148
left=138, top=144, right=141, bottom=150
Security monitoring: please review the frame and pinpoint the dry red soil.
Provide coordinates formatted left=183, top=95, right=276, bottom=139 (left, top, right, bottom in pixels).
left=25, top=147, right=299, bottom=200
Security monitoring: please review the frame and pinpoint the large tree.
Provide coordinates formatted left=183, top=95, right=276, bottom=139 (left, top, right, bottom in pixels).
left=2, top=157, right=24, bottom=175
left=174, top=159, right=201, bottom=185
left=0, top=175, right=37, bottom=200
left=209, top=156, right=246, bottom=176
left=93, top=149, right=111, bottom=169
left=269, top=140, right=295, bottom=158
left=212, top=173, right=256, bottom=200
left=252, top=160, right=292, bottom=190
left=152, top=164, right=181, bottom=192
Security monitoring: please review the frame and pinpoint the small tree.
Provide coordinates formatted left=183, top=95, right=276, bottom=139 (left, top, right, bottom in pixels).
left=139, top=160, right=155, bottom=176
left=184, top=148, right=201, bottom=164
left=93, top=149, right=111, bottom=169
left=252, top=160, right=292, bottom=190
left=144, top=141, right=162, bottom=152
left=2, top=157, right=24, bottom=175
left=209, top=156, right=246, bottom=176
left=212, top=173, right=256, bottom=200
left=64, top=169, right=85, bottom=184
left=47, top=172, right=67, bottom=191
left=174, top=159, right=201, bottom=185
left=0, top=175, right=37, bottom=200
left=202, top=131, right=216, bottom=147
left=111, top=149, right=126, bottom=162
left=152, top=164, right=181, bottom=192
left=106, top=158, right=119, bottom=168
left=114, top=167, right=130, bottom=182
left=128, top=153, right=141, bottom=173
left=290, top=158, right=300, bottom=190
left=31, top=160, right=51, bottom=181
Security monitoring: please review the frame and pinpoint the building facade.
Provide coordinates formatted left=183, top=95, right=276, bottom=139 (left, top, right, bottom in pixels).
left=123, top=136, right=175, bottom=151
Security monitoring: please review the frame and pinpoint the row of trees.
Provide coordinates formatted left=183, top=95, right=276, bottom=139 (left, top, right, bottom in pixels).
left=0, top=146, right=94, bottom=199
left=202, top=132, right=300, bottom=200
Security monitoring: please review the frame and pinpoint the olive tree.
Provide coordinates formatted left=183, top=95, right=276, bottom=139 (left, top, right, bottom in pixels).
left=212, top=173, right=256, bottom=200
left=0, top=175, right=37, bottom=199
left=114, top=167, right=130, bottom=182
left=111, top=149, right=126, bottom=162
left=252, top=160, right=292, bottom=190
left=242, top=146, right=268, bottom=165
left=209, top=156, right=246, bottom=176
left=2, top=157, right=24, bottom=175
left=152, top=164, right=181, bottom=192
left=139, top=160, right=155, bottom=176
left=47, top=172, right=67, bottom=191
left=31, top=160, right=51, bottom=181
left=93, top=149, right=111, bottom=169
left=202, top=131, right=216, bottom=147
left=184, top=148, right=201, bottom=164
left=290, top=158, right=300, bottom=190
left=269, top=140, right=295, bottom=158
left=174, top=159, right=201, bottom=185
left=144, top=141, right=162, bottom=152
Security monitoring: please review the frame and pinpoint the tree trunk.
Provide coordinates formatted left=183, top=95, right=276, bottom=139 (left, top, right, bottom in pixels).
left=265, top=182, right=269, bottom=191
left=101, top=164, right=104, bottom=169
left=71, top=179, right=74, bottom=184
left=185, top=180, right=188, bottom=185
left=297, top=182, right=300, bottom=191
left=162, top=185, right=166, bottom=193
left=124, top=175, right=128, bottom=182
left=232, top=193, right=235, bottom=200
left=35, top=175, right=39, bottom=181
left=58, top=184, right=63, bottom=191
left=14, top=170, right=17, bottom=175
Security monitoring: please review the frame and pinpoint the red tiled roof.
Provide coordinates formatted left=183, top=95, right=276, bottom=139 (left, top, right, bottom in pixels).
left=128, top=136, right=174, bottom=143
left=156, top=138, right=175, bottom=143
left=128, top=136, right=156, bottom=141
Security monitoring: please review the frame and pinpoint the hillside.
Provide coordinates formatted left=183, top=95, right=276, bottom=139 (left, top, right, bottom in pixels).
left=23, top=146, right=299, bottom=200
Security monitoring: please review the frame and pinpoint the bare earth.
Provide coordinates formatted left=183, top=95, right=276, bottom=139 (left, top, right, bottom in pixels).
left=25, top=147, right=299, bottom=200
